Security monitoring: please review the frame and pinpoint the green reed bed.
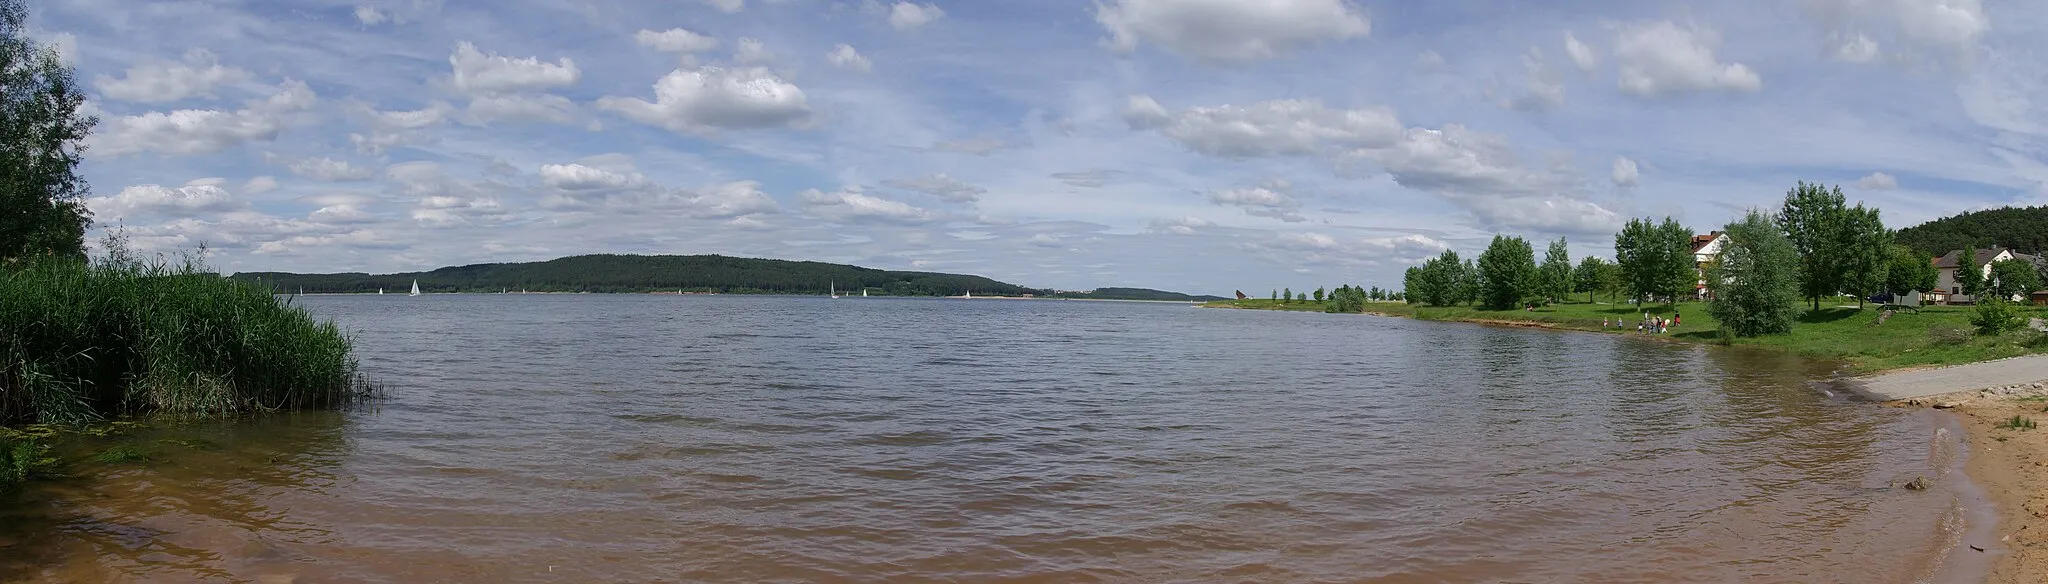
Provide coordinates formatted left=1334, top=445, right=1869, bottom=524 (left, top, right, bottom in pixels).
left=0, top=254, right=371, bottom=429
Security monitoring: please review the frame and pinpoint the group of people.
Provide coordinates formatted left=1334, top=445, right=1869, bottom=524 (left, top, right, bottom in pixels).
left=1602, top=311, right=1679, bottom=334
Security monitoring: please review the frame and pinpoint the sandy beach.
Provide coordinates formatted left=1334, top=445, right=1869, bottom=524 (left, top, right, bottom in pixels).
left=1953, top=397, right=2048, bottom=583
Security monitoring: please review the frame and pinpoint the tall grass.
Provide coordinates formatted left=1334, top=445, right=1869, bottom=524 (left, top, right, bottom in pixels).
left=1, top=245, right=371, bottom=426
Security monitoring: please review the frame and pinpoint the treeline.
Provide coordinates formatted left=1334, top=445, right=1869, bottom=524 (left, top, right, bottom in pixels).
left=236, top=254, right=1042, bottom=296
left=1403, top=235, right=1633, bottom=309
left=1054, top=287, right=1228, bottom=301
left=1255, top=285, right=1402, bottom=312
left=1896, top=206, right=2048, bottom=258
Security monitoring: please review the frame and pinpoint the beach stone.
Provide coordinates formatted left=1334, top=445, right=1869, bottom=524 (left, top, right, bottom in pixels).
left=1934, top=402, right=1960, bottom=409
left=1905, top=476, right=1931, bottom=490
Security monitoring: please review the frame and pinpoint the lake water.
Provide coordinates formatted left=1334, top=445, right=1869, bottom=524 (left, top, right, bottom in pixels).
left=0, top=295, right=1993, bottom=582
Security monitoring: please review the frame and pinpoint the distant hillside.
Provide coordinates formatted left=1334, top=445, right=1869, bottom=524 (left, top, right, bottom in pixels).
left=233, top=254, right=1039, bottom=296
left=1896, top=206, right=2048, bottom=256
left=1053, top=287, right=1227, bottom=302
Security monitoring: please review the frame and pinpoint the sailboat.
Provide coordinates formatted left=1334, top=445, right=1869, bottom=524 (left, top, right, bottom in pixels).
left=830, top=280, right=840, bottom=299
left=409, top=279, right=421, bottom=297
left=379, top=287, right=384, bottom=295
left=964, top=290, right=972, bottom=299
left=861, top=288, right=868, bottom=298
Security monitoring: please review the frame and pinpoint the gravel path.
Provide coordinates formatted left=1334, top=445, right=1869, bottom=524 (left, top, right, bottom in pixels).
left=1841, top=354, right=2048, bottom=401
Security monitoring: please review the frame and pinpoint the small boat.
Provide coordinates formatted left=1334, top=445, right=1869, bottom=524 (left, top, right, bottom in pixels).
left=409, top=280, right=421, bottom=297
left=964, top=290, right=972, bottom=299
left=830, top=280, right=840, bottom=299
left=862, top=288, right=868, bottom=298
left=379, top=288, right=384, bottom=295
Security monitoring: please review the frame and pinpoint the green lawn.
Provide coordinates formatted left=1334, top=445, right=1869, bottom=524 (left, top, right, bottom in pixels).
left=1209, top=298, right=2048, bottom=374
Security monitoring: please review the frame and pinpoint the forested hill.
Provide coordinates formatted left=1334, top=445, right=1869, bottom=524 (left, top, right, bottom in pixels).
left=1895, top=206, right=2048, bottom=256
left=1053, top=287, right=1228, bottom=302
left=232, top=254, right=1041, bottom=296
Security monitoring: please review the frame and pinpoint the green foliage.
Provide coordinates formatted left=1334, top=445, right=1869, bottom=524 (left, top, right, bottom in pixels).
left=1, top=244, right=371, bottom=425
left=1839, top=204, right=1893, bottom=306
left=1405, top=250, right=1463, bottom=306
left=0, top=0, right=96, bottom=264
left=1296, top=292, right=1307, bottom=302
left=1457, top=258, right=1481, bottom=305
left=1885, top=245, right=1937, bottom=295
left=1707, top=210, right=1803, bottom=337
left=1614, top=217, right=1695, bottom=304
left=1989, top=258, right=2042, bottom=299
left=1538, top=237, right=1572, bottom=304
left=1327, top=284, right=1367, bottom=313
left=235, top=254, right=1041, bottom=297
left=1971, top=298, right=2024, bottom=335
left=1477, top=235, right=1538, bottom=310
left=93, top=443, right=151, bottom=464
left=1958, top=246, right=1984, bottom=297
left=1572, top=256, right=1605, bottom=302
left=1998, top=415, right=2038, bottom=431
left=0, top=433, right=56, bottom=491
left=1778, top=182, right=1885, bottom=310
left=1282, top=287, right=1292, bottom=304
left=1057, top=288, right=1225, bottom=301
left=1312, top=287, right=1325, bottom=303
left=1896, top=205, right=2048, bottom=258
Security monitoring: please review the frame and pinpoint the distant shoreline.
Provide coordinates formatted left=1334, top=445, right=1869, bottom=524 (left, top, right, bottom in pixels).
left=283, top=292, right=1220, bottom=303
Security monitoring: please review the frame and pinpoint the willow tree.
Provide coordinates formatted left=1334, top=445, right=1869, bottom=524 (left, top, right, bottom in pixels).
left=0, top=0, right=95, bottom=263
left=1708, top=210, right=1802, bottom=337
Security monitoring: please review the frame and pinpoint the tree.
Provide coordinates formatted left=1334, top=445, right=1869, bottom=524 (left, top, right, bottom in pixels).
left=1328, top=285, right=1366, bottom=313
left=1883, top=245, right=1936, bottom=297
left=0, top=0, right=96, bottom=263
left=1456, top=258, right=1482, bottom=305
left=1313, top=287, right=1325, bottom=303
left=1596, top=260, right=1623, bottom=303
left=1707, top=210, right=1802, bottom=337
left=1957, top=247, right=1984, bottom=297
left=1573, top=256, right=1606, bottom=303
left=1271, top=290, right=1278, bottom=302
left=1296, top=292, right=1307, bottom=302
left=1838, top=203, right=1892, bottom=307
left=1778, top=182, right=1851, bottom=311
left=1988, top=258, right=2042, bottom=300
left=1615, top=217, right=1696, bottom=305
left=1538, top=237, right=1572, bottom=304
left=1283, top=287, right=1292, bottom=304
left=1477, top=235, right=1538, bottom=310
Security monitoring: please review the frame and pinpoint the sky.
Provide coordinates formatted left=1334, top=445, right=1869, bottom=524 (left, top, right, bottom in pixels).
left=28, top=0, right=2048, bottom=295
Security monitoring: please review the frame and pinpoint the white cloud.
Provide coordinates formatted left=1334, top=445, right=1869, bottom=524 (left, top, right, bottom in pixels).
left=1362, top=125, right=1622, bottom=234
left=351, top=101, right=455, bottom=154
left=1050, top=169, right=1126, bottom=188
left=635, top=28, right=718, bottom=53
left=888, top=2, right=945, bottom=31
left=1612, top=21, right=1761, bottom=97
left=1095, top=0, right=1370, bottom=65
left=932, top=137, right=1005, bottom=155
left=93, top=48, right=249, bottom=103
left=704, top=0, right=744, bottom=14
left=1612, top=157, right=1640, bottom=187
left=1806, top=0, right=1987, bottom=65
left=734, top=38, right=775, bottom=64
left=1832, top=32, right=1881, bottom=63
left=464, top=93, right=578, bottom=125
left=287, top=156, right=376, bottom=181
left=1149, top=216, right=1212, bottom=235
left=1415, top=49, right=1446, bottom=71
left=595, top=66, right=811, bottom=134
left=354, top=5, right=387, bottom=26
left=1134, top=97, right=1402, bottom=158
left=448, top=41, right=580, bottom=95
left=881, top=173, right=985, bottom=202
left=681, top=181, right=781, bottom=218
left=827, top=44, right=872, bottom=72
left=1503, top=47, right=1565, bottom=112
left=310, top=204, right=377, bottom=224
left=1210, top=183, right=1305, bottom=222
left=799, top=188, right=938, bottom=224
left=95, top=80, right=316, bottom=156
left=1855, top=171, right=1898, bottom=189
left=88, top=180, right=246, bottom=219
left=1120, top=94, right=1172, bottom=129
left=242, top=176, right=279, bottom=194
left=539, top=163, right=653, bottom=191
left=1564, top=32, right=1598, bottom=72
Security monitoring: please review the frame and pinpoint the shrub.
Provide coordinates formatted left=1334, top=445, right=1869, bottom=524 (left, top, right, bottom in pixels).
left=1972, top=299, right=2024, bottom=335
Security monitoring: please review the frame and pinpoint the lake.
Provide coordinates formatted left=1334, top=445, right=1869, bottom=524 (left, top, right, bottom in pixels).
left=0, top=295, right=1992, bottom=582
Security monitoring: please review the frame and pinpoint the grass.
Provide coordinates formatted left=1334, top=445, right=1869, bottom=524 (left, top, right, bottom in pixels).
left=2000, top=415, right=2040, bottom=430
left=1209, top=296, right=2048, bottom=374
left=90, top=444, right=151, bottom=464
left=1, top=246, right=374, bottom=427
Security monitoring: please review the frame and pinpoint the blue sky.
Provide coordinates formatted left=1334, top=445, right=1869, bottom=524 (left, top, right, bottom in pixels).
left=31, top=0, right=2045, bottom=294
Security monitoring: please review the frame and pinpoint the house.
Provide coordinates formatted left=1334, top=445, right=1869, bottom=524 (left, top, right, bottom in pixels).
left=1933, top=246, right=2040, bottom=304
left=1691, top=231, right=1728, bottom=299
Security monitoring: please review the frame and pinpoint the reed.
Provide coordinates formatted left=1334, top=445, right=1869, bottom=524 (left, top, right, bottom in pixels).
left=1, top=245, right=372, bottom=427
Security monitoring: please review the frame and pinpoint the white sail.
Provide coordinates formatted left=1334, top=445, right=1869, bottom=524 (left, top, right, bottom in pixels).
left=964, top=290, right=972, bottom=299
left=409, top=279, right=421, bottom=296
left=379, top=288, right=384, bottom=295
left=830, top=280, right=840, bottom=299
left=862, top=288, right=868, bottom=297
